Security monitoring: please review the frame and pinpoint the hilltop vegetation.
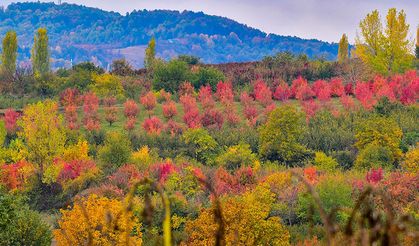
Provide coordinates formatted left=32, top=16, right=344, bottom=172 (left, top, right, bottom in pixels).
left=0, top=2, right=338, bottom=68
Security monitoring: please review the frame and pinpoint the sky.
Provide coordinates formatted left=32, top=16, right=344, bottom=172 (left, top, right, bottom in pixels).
left=2, top=0, right=419, bottom=43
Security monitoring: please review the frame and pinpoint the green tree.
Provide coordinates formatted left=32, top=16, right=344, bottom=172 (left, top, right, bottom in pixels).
left=355, top=9, right=413, bottom=75
left=337, top=33, right=349, bottom=63
left=354, top=143, right=394, bottom=170
left=416, top=26, right=419, bottom=59
left=1, top=31, right=18, bottom=76
left=0, top=191, right=52, bottom=246
left=297, top=174, right=353, bottom=224
left=313, top=152, right=339, bottom=173
left=355, top=116, right=403, bottom=163
left=31, top=28, right=50, bottom=76
left=182, top=128, right=218, bottom=165
left=259, top=105, right=308, bottom=165
left=98, top=132, right=132, bottom=174
left=144, top=37, right=156, bottom=69
left=216, top=143, right=257, bottom=170
left=90, top=73, right=124, bottom=98
left=153, top=59, right=191, bottom=93
left=191, top=66, right=225, bottom=90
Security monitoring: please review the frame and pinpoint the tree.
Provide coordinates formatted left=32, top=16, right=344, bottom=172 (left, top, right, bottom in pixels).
left=142, top=116, right=163, bottom=135
left=313, top=152, right=339, bottom=172
left=355, top=116, right=403, bottom=163
left=337, top=34, right=349, bottom=63
left=140, top=91, right=157, bottom=115
left=18, top=100, right=66, bottom=184
left=184, top=185, right=290, bottom=245
left=259, top=105, right=308, bottom=165
left=54, top=195, right=142, bottom=246
left=103, top=97, right=118, bottom=126
left=31, top=28, right=50, bottom=76
left=0, top=191, right=52, bottom=245
left=98, top=132, right=132, bottom=174
left=90, top=73, right=124, bottom=98
left=191, top=66, right=225, bottom=90
left=153, top=59, right=190, bottom=93
left=110, top=58, right=134, bottom=76
left=182, top=128, right=218, bottom=165
left=216, top=143, right=257, bottom=170
left=144, top=37, right=156, bottom=69
left=416, top=26, right=419, bottom=59
left=1, top=30, right=18, bottom=77
left=355, top=9, right=413, bottom=75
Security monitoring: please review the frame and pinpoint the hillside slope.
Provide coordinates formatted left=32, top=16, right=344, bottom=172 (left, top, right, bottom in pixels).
left=0, top=2, right=338, bottom=68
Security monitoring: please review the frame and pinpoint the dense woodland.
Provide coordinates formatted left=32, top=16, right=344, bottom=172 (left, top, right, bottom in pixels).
left=0, top=6, right=418, bottom=246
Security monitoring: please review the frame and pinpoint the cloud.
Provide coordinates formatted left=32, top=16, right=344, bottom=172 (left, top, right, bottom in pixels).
left=2, top=0, right=418, bottom=42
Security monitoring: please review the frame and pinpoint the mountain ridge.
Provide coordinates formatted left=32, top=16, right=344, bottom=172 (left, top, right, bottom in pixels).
left=0, top=2, right=339, bottom=68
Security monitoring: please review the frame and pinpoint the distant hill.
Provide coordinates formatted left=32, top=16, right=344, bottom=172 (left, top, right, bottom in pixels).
left=0, top=2, right=339, bottom=68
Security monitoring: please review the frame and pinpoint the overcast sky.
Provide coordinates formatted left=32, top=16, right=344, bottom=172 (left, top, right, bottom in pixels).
left=2, top=0, right=419, bottom=42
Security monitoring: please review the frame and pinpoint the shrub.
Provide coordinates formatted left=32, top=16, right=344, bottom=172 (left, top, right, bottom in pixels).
left=313, top=152, right=338, bottom=172
left=216, top=143, right=257, bottom=170
left=4, top=108, right=20, bottom=134
left=354, top=143, right=395, bottom=170
left=401, top=145, right=418, bottom=173
left=191, top=66, right=225, bottom=90
left=297, top=174, right=353, bottom=224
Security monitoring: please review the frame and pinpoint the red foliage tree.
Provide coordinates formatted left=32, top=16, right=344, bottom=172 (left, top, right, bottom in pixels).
left=179, top=82, right=195, bottom=96
left=142, top=116, right=163, bottom=135
left=201, top=108, right=224, bottom=129
left=330, top=77, right=345, bottom=97
left=83, top=92, right=100, bottom=132
left=103, top=97, right=118, bottom=126
left=57, top=159, right=97, bottom=183
left=213, top=167, right=256, bottom=195
left=355, top=81, right=376, bottom=110
left=381, top=172, right=419, bottom=212
left=165, top=119, right=183, bottom=136
left=4, top=108, right=20, bottom=134
left=344, top=82, right=354, bottom=95
left=151, top=161, right=178, bottom=184
left=183, top=108, right=201, bottom=129
left=1, top=160, right=34, bottom=190
left=243, top=104, right=259, bottom=126
left=215, top=81, right=234, bottom=105
left=301, top=99, right=320, bottom=121
left=124, top=117, right=136, bottom=131
left=60, top=88, right=81, bottom=107
left=240, top=91, right=254, bottom=107
left=224, top=104, right=240, bottom=126
left=273, top=82, right=291, bottom=101
left=123, top=99, right=139, bottom=119
left=162, top=100, right=178, bottom=120
left=198, top=85, right=215, bottom=109
left=373, top=75, right=396, bottom=102
left=253, top=80, right=273, bottom=106
left=340, top=94, right=356, bottom=111
left=366, top=168, right=383, bottom=185
left=312, top=80, right=328, bottom=97
left=140, top=91, right=157, bottom=115
left=109, top=164, right=141, bottom=191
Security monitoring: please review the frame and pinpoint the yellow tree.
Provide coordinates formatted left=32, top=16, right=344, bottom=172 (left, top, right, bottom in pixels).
left=54, top=194, right=142, bottom=246
left=18, top=100, right=66, bottom=184
left=337, top=34, right=349, bottom=63
left=355, top=9, right=413, bottom=75
left=184, top=184, right=290, bottom=245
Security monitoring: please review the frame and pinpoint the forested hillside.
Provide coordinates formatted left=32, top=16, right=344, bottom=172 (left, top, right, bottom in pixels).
left=0, top=2, right=338, bottom=68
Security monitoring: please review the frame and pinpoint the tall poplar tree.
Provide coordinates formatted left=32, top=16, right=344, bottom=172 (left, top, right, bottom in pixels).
left=416, top=26, right=419, bottom=59
left=337, top=34, right=349, bottom=63
left=354, top=8, right=413, bottom=75
left=144, top=37, right=156, bottom=69
left=31, top=28, right=50, bottom=76
left=1, top=30, right=18, bottom=76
